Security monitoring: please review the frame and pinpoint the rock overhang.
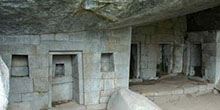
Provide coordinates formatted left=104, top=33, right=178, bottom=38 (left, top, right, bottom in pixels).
left=0, top=0, right=220, bottom=35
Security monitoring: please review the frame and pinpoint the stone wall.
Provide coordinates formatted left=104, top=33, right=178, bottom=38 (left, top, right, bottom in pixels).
left=0, top=27, right=132, bottom=110
left=186, top=31, right=219, bottom=83
left=132, top=17, right=186, bottom=79
left=216, top=31, right=220, bottom=84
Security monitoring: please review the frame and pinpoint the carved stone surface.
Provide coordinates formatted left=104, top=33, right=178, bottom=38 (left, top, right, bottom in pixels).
left=0, top=56, right=10, bottom=110
left=107, top=89, right=162, bottom=110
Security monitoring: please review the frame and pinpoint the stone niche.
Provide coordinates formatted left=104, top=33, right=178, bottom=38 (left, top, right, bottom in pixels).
left=11, top=55, right=29, bottom=77
left=101, top=53, right=114, bottom=72
left=51, top=52, right=83, bottom=105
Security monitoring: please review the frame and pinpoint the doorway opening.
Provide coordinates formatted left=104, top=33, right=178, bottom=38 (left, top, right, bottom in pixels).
left=157, top=44, right=173, bottom=77
left=49, top=52, right=84, bottom=108
left=129, top=43, right=140, bottom=79
left=190, top=44, right=203, bottom=78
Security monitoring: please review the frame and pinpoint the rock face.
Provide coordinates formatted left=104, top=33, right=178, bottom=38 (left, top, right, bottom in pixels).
left=0, top=56, right=10, bottom=110
left=0, top=0, right=220, bottom=35
left=107, top=89, right=162, bottom=110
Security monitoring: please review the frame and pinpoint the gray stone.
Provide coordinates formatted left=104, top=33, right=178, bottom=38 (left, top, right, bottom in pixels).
left=100, top=96, right=110, bottom=104
left=84, top=79, right=103, bottom=92
left=86, top=104, right=107, bottom=110
left=103, top=79, right=115, bottom=90
left=9, top=93, right=22, bottom=103
left=8, top=102, right=32, bottom=110
left=0, top=56, right=10, bottom=110
left=107, top=89, right=162, bottom=110
left=10, top=77, right=33, bottom=94
left=33, top=77, right=49, bottom=92
left=11, top=67, right=29, bottom=77
left=215, top=79, right=220, bottom=91
left=52, top=82, right=73, bottom=102
left=84, top=91, right=100, bottom=105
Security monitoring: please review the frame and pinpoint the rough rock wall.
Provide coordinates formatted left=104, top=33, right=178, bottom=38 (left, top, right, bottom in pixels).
left=0, top=0, right=220, bottom=35
left=187, top=6, right=220, bottom=32
left=132, top=16, right=186, bottom=79
left=0, top=0, right=132, bottom=35
left=0, top=56, right=10, bottom=110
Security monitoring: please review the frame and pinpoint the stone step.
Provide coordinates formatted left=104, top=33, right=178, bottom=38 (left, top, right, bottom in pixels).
left=138, top=83, right=215, bottom=97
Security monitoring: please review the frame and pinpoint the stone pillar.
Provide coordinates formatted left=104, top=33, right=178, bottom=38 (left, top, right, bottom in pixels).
left=215, top=31, right=220, bottom=86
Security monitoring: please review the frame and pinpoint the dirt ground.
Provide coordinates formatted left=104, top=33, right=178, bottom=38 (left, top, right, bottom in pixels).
left=153, top=93, right=220, bottom=110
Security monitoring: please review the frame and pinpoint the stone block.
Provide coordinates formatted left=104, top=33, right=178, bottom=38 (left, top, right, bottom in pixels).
left=55, top=33, right=70, bottom=41
left=21, top=93, right=39, bottom=102
left=183, top=86, right=199, bottom=94
left=0, top=45, right=37, bottom=55
left=84, top=91, right=100, bottom=105
left=33, top=77, right=49, bottom=92
left=199, top=85, right=208, bottom=92
left=9, top=93, right=22, bottom=103
left=107, top=89, right=162, bottom=110
left=21, top=92, right=48, bottom=110
left=40, top=34, right=55, bottom=41
left=114, top=64, right=129, bottom=78
left=11, top=67, right=29, bottom=77
left=84, top=43, right=101, bottom=52
left=84, top=79, right=102, bottom=92
left=52, top=76, right=72, bottom=84
left=29, top=55, right=49, bottom=68
left=83, top=63, right=101, bottom=79
left=29, top=67, right=49, bottom=78
left=83, top=52, right=100, bottom=64
left=157, top=91, right=171, bottom=96
left=171, top=89, right=184, bottom=95
left=10, top=77, right=33, bottom=94
left=69, top=32, right=86, bottom=41
left=100, top=96, right=109, bottom=104
left=32, top=93, right=49, bottom=110
left=114, top=52, right=130, bottom=65
left=86, top=104, right=107, bottom=110
left=30, top=35, right=40, bottom=45
left=102, top=72, right=115, bottom=79
left=85, top=31, right=101, bottom=43
left=207, top=83, right=215, bottom=90
left=52, top=82, right=73, bottom=102
left=0, top=35, right=31, bottom=45
left=8, top=102, right=32, bottom=110
left=114, top=78, right=129, bottom=88
left=103, top=79, right=115, bottom=90
left=100, top=89, right=115, bottom=97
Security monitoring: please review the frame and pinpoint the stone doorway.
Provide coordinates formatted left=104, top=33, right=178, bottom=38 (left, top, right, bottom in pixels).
left=129, top=43, right=140, bottom=79
left=190, top=44, right=203, bottom=78
left=157, top=44, right=173, bottom=77
left=49, top=52, right=84, bottom=108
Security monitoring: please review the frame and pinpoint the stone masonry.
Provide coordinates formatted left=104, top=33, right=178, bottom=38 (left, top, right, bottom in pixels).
left=0, top=27, right=132, bottom=110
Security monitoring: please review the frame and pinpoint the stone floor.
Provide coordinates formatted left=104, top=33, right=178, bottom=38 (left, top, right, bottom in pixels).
left=52, top=101, right=106, bottom=110
left=153, top=93, right=220, bottom=110
left=129, top=74, right=214, bottom=97
left=130, top=74, right=220, bottom=110
left=52, top=101, right=86, bottom=110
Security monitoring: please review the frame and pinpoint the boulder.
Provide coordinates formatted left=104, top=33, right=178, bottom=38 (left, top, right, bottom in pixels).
left=107, top=89, right=162, bottom=110
left=0, top=56, right=10, bottom=110
left=215, top=78, right=220, bottom=91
